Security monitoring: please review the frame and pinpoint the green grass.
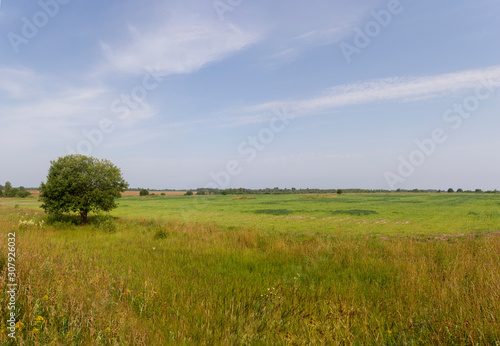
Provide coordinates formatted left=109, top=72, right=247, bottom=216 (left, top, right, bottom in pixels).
left=110, top=193, right=500, bottom=235
left=4, top=193, right=500, bottom=236
left=1, top=193, right=500, bottom=344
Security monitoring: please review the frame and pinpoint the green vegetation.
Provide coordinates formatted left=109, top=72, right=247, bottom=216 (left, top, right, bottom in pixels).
left=1, top=193, right=500, bottom=344
left=108, top=193, right=500, bottom=236
left=139, top=189, right=149, bottom=196
left=39, top=155, right=128, bottom=224
left=0, top=182, right=32, bottom=198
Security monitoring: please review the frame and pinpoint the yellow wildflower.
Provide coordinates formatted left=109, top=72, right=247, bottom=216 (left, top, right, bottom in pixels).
left=33, top=328, right=40, bottom=334
left=43, top=295, right=49, bottom=301
left=35, top=316, right=45, bottom=324
left=105, top=327, right=111, bottom=333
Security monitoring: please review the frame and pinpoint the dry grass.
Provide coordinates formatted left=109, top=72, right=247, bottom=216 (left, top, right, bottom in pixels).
left=1, top=206, right=499, bottom=344
left=27, top=191, right=40, bottom=199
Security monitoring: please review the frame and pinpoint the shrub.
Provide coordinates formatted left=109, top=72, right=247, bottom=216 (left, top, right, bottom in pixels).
left=140, top=189, right=149, bottom=196
left=94, top=216, right=117, bottom=233
left=185, top=190, right=194, bottom=196
left=7, top=188, right=19, bottom=197
left=16, top=186, right=31, bottom=198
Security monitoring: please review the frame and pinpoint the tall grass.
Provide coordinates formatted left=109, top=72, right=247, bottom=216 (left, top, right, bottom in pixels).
left=1, top=206, right=499, bottom=344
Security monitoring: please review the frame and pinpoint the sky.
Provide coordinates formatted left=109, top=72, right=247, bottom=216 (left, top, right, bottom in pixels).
left=0, top=0, right=499, bottom=190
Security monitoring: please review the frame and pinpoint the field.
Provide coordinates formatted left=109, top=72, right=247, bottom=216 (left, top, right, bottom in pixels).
left=1, top=193, right=500, bottom=344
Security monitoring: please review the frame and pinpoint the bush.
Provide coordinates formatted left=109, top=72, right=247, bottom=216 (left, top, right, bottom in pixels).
left=7, top=188, right=19, bottom=197
left=16, top=186, right=31, bottom=198
left=185, top=190, right=194, bottom=196
left=46, top=214, right=80, bottom=229
left=93, top=216, right=117, bottom=233
left=140, top=189, right=149, bottom=196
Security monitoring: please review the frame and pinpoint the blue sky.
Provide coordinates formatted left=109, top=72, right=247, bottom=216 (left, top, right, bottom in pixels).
left=1, top=0, right=499, bottom=190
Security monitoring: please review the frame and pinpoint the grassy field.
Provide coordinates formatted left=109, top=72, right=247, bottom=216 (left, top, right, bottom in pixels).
left=1, top=193, right=500, bottom=344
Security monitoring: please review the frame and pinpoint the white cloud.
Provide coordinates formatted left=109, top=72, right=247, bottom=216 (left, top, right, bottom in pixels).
left=0, top=67, right=117, bottom=151
left=0, top=67, right=42, bottom=98
left=100, top=17, right=262, bottom=76
left=239, top=65, right=500, bottom=121
left=259, top=0, right=382, bottom=66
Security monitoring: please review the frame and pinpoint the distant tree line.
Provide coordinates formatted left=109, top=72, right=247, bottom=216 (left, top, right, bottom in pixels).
left=0, top=181, right=32, bottom=198
left=193, top=187, right=499, bottom=196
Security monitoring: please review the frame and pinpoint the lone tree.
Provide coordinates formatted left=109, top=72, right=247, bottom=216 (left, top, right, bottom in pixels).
left=39, top=155, right=129, bottom=224
left=3, top=181, right=12, bottom=197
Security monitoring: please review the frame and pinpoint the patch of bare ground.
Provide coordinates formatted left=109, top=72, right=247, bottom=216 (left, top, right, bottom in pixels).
left=28, top=190, right=40, bottom=198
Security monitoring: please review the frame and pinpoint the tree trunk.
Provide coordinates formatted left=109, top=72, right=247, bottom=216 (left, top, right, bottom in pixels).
left=80, top=209, right=88, bottom=225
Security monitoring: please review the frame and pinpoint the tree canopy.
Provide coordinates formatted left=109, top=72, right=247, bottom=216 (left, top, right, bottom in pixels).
left=39, top=155, right=129, bottom=224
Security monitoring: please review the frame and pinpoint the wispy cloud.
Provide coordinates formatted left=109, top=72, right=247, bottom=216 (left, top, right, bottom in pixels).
left=99, top=17, right=262, bottom=76
left=260, top=0, right=381, bottom=66
left=237, top=65, right=500, bottom=122
left=0, top=67, right=116, bottom=150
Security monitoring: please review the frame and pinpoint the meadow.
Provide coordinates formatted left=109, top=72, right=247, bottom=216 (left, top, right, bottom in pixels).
left=1, top=193, right=499, bottom=345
